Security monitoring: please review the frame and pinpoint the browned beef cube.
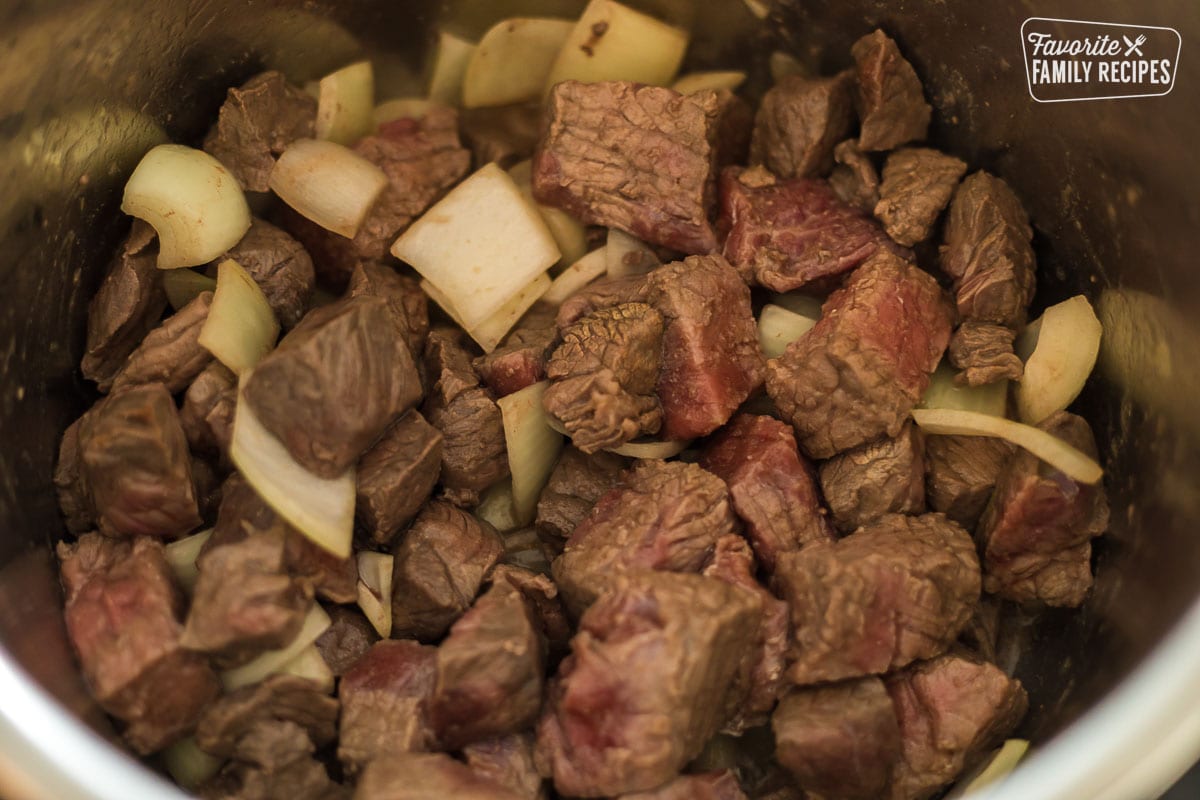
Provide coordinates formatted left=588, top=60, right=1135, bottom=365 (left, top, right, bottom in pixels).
left=197, top=720, right=339, bottom=800
left=243, top=295, right=422, bottom=478
left=924, top=435, right=1015, bottom=530
left=181, top=362, right=237, bottom=456
left=284, top=530, right=358, bottom=604
left=772, top=678, right=901, bottom=800
left=461, top=102, right=543, bottom=169
left=315, top=606, right=379, bottom=677
left=346, top=261, right=430, bottom=362
left=829, top=139, right=880, bottom=212
left=617, top=771, right=748, bottom=800
left=874, top=148, right=967, bottom=247
left=356, top=411, right=443, bottom=545
left=464, top=735, right=544, bottom=800
left=535, top=446, right=627, bottom=545
left=532, top=81, right=721, bottom=254
left=221, top=218, right=315, bottom=329
left=774, top=514, right=980, bottom=685
left=390, top=500, right=506, bottom=640
left=429, top=580, right=545, bottom=748
left=885, top=654, right=1028, bottom=800
left=422, top=329, right=510, bottom=499
left=719, top=167, right=907, bottom=292
left=543, top=302, right=664, bottom=453
left=338, top=639, right=438, bottom=774
left=203, top=71, right=316, bottom=192
left=713, top=90, right=754, bottom=169
left=535, top=572, right=760, bottom=797
left=939, top=172, right=1036, bottom=327
left=474, top=303, right=558, bottom=398
left=702, top=534, right=789, bottom=732
left=490, top=564, right=573, bottom=656
left=110, top=291, right=213, bottom=394
left=701, top=414, right=832, bottom=572
left=54, top=416, right=93, bottom=534
left=356, top=752, right=524, bottom=800
left=751, top=71, right=855, bottom=179
left=77, top=383, right=202, bottom=539
left=555, top=274, right=646, bottom=329
left=819, top=420, right=926, bottom=533
left=57, top=534, right=220, bottom=753
left=552, top=460, right=736, bottom=615
left=641, top=254, right=765, bottom=439
left=851, top=30, right=931, bottom=152
left=82, top=221, right=167, bottom=390
left=766, top=251, right=952, bottom=458
left=196, top=674, right=337, bottom=758
left=948, top=320, right=1024, bottom=386
left=977, top=412, right=1109, bottom=607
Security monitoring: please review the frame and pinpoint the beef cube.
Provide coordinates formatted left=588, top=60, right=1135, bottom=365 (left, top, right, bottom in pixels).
left=346, top=261, right=430, bottom=362
left=535, top=572, right=760, bottom=797
left=422, top=329, right=510, bottom=499
left=355, top=411, right=443, bottom=545
left=198, top=720, right=339, bottom=800
left=819, top=420, right=926, bottom=533
left=924, top=435, right=1015, bottom=530
left=851, top=30, right=931, bottom=152
left=338, top=639, right=438, bottom=774
left=702, top=535, right=789, bottom=732
left=713, top=90, right=754, bottom=169
left=203, top=71, right=317, bottom=192
left=463, top=733, right=546, bottom=800
left=829, top=139, right=880, bottom=212
left=78, top=383, right=202, bottom=539
left=939, top=172, right=1036, bottom=327
left=429, top=580, right=546, bottom=748
left=617, top=771, right=748, bottom=800
left=772, top=678, right=901, bottom=800
left=555, top=274, right=645, bottom=329
left=474, top=303, right=557, bottom=398
left=82, top=221, right=167, bottom=390
left=552, top=460, right=736, bottom=615
left=875, top=148, right=967, bottom=247
left=640, top=254, right=765, bottom=439
left=461, top=102, right=542, bottom=169
left=885, top=654, right=1028, bottom=800
left=766, top=251, right=952, bottom=458
left=356, top=752, right=524, bottom=800
left=390, top=500, right=506, bottom=640
left=700, top=414, right=832, bottom=572
left=532, top=81, right=721, bottom=254
left=773, top=513, right=980, bottom=685
left=284, top=531, right=358, bottom=604
left=221, top=218, right=315, bottom=329
left=196, top=674, right=337, bottom=758
left=490, top=563, right=573, bottom=656
left=536, top=446, right=628, bottom=544
left=191, top=455, right=225, bottom=523
left=314, top=606, right=379, bottom=677
left=719, top=167, right=907, bottom=292
left=57, top=534, right=220, bottom=753
left=54, top=416, right=93, bottom=534
left=977, top=412, right=1109, bottom=607
left=243, top=295, right=422, bottom=478
left=948, top=320, right=1024, bottom=386
left=110, top=291, right=213, bottom=394
left=180, top=361, right=238, bottom=457
left=543, top=302, right=664, bottom=453
left=751, top=71, right=855, bottom=179
left=182, top=528, right=314, bottom=665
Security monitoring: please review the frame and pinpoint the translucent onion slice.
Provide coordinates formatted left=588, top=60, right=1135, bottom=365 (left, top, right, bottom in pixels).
left=163, top=269, right=217, bottom=312
left=476, top=480, right=520, bottom=533
left=508, top=160, right=588, bottom=268
left=948, top=739, right=1029, bottom=797
left=498, top=380, right=564, bottom=526
left=356, top=551, right=394, bottom=638
left=220, top=603, right=332, bottom=690
left=198, top=259, right=280, bottom=375
left=911, top=409, right=1103, bottom=485
left=758, top=303, right=818, bottom=359
left=542, top=248, right=609, bottom=306
left=463, top=18, right=574, bottom=108
left=277, top=644, right=334, bottom=694
left=121, top=144, right=251, bottom=269
left=421, top=272, right=552, bottom=353
left=1015, top=295, right=1103, bottom=425
left=427, top=30, right=477, bottom=106
left=229, top=380, right=356, bottom=558
left=163, top=737, right=223, bottom=791
left=269, top=138, right=388, bottom=239
left=373, top=97, right=434, bottom=127
left=672, top=70, right=748, bottom=94
left=919, top=361, right=1008, bottom=418
left=606, top=228, right=659, bottom=278
left=605, top=438, right=690, bottom=459
left=545, top=0, right=689, bottom=90
left=315, top=60, right=375, bottom=146
left=163, top=528, right=213, bottom=594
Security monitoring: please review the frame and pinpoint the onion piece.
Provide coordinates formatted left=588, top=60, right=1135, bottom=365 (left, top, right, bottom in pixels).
left=476, top=480, right=520, bottom=533
left=672, top=70, right=748, bottom=94
left=606, top=228, right=659, bottom=278
left=605, top=438, right=690, bottom=459
left=498, top=380, right=565, bottom=526
left=758, top=303, right=818, bottom=359
left=163, top=528, right=213, bottom=594
left=463, top=18, right=574, bottom=108
left=772, top=292, right=823, bottom=320
left=269, top=138, right=388, bottom=239
left=163, top=737, right=223, bottom=791
left=315, top=60, right=375, bottom=146
left=508, top=159, right=588, bottom=268
left=911, top=409, right=1103, bottom=485
left=356, top=551, right=394, bottom=638
left=374, top=97, right=434, bottom=127
left=198, top=259, right=280, bottom=375
left=770, top=51, right=806, bottom=82
left=919, top=361, right=1008, bottom=418
left=545, top=0, right=689, bottom=90
left=121, top=144, right=251, bottom=269
left=427, top=30, right=477, bottom=106
left=277, top=644, right=334, bottom=694
left=948, top=739, right=1029, bottom=797
left=741, top=0, right=770, bottom=20
left=1015, top=295, right=1103, bottom=425
left=220, top=604, right=332, bottom=691
left=163, top=269, right=217, bottom=312
left=229, top=379, right=356, bottom=558
left=542, top=248, right=609, bottom=306
left=421, top=273, right=552, bottom=353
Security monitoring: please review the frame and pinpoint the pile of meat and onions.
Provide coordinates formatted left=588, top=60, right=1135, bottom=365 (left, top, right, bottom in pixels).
left=53, top=2, right=1108, bottom=798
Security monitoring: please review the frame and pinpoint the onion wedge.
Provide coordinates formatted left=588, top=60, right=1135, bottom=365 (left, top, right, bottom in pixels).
left=606, top=229, right=659, bottom=278
left=427, top=30, right=477, bottom=106
left=198, top=259, right=280, bottom=375
left=1015, top=295, right=1103, bottom=425
left=919, top=361, right=1008, bottom=418
left=277, top=644, right=335, bottom=694
left=163, top=528, right=212, bottom=594
left=605, top=438, right=690, bottom=459
left=542, top=248, right=609, bottom=306
left=463, top=18, right=574, bottom=108
left=356, top=551, right=394, bottom=638
left=911, top=408, right=1103, bottom=485
left=315, top=60, right=375, bottom=145
left=545, top=0, right=689, bottom=90
left=163, top=737, right=223, bottom=790
left=672, top=70, right=747, bottom=94
left=421, top=272, right=551, bottom=353
left=476, top=480, right=520, bottom=533
left=498, top=381, right=564, bottom=526
left=220, top=604, right=332, bottom=690
left=373, top=97, right=434, bottom=127
left=269, top=138, right=388, bottom=239
left=758, top=303, right=818, bottom=359
left=162, top=269, right=217, bottom=312
left=508, top=159, right=588, bottom=268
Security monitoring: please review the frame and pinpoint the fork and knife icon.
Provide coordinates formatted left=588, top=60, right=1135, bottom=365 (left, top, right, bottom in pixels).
left=1123, top=34, right=1147, bottom=56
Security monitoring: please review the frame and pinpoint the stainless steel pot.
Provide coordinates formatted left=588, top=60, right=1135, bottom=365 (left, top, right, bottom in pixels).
left=1, top=1, right=1198, bottom=798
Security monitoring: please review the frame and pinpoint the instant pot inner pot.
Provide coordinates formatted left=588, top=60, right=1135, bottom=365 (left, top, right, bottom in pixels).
left=1, top=0, right=1199, bottom=795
